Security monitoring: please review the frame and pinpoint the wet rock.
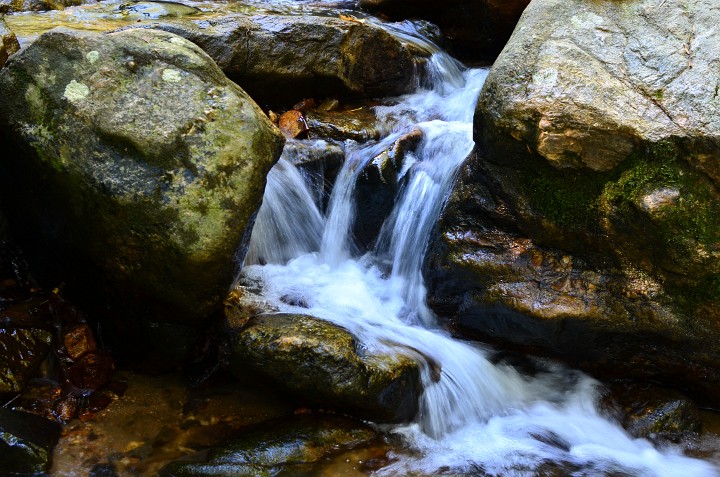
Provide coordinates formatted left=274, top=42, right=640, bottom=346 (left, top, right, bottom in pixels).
left=223, top=284, right=278, bottom=331
left=228, top=313, right=421, bottom=422
left=279, top=138, right=345, bottom=212
left=147, top=13, right=424, bottom=103
left=0, top=17, right=19, bottom=68
left=66, top=353, right=115, bottom=390
left=605, top=384, right=702, bottom=442
left=359, top=0, right=530, bottom=60
left=0, top=28, right=284, bottom=325
left=0, top=313, right=52, bottom=394
left=305, top=107, right=380, bottom=142
left=159, top=414, right=378, bottom=477
left=354, top=128, right=421, bottom=248
left=0, top=407, right=61, bottom=474
left=64, top=323, right=97, bottom=361
left=291, top=98, right=316, bottom=112
left=426, top=0, right=720, bottom=402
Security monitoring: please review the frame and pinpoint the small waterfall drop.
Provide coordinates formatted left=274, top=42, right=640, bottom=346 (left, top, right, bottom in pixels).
left=241, top=21, right=718, bottom=477
left=245, top=157, right=324, bottom=265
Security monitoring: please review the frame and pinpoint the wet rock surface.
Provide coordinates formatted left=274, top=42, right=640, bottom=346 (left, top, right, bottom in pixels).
left=0, top=27, right=284, bottom=325
left=0, top=407, right=61, bottom=475
left=353, top=128, right=421, bottom=249
left=0, top=322, right=52, bottom=395
left=427, top=0, right=720, bottom=402
left=227, top=312, right=421, bottom=422
left=159, top=414, right=379, bottom=477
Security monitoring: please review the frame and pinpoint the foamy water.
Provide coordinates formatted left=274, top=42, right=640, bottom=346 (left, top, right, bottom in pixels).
left=241, top=22, right=720, bottom=477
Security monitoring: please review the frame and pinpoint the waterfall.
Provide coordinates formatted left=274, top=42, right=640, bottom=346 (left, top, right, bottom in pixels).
left=241, top=22, right=718, bottom=477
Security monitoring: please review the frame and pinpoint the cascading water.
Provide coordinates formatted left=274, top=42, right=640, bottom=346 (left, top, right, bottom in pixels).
left=241, top=21, right=719, bottom=477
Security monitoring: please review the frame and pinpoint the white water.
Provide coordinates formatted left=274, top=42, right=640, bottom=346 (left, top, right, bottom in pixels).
left=241, top=23, right=719, bottom=477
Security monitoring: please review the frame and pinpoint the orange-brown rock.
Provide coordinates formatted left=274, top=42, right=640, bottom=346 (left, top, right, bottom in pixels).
left=63, top=324, right=97, bottom=361
left=278, top=110, right=309, bottom=139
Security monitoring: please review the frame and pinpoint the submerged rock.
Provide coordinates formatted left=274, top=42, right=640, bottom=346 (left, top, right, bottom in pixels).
left=227, top=313, right=421, bottom=422
left=159, top=414, right=378, bottom=477
left=147, top=13, right=424, bottom=103
left=0, top=28, right=284, bottom=325
left=0, top=16, right=19, bottom=67
left=359, top=0, right=530, bottom=60
left=427, top=0, right=720, bottom=401
left=0, top=407, right=61, bottom=474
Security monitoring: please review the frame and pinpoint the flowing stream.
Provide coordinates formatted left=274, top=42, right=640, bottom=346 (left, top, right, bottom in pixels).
left=241, top=20, right=719, bottom=477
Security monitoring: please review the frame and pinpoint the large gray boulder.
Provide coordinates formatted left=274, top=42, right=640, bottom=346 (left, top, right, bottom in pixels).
left=479, top=0, right=720, bottom=174
left=427, top=0, right=720, bottom=400
left=0, top=28, right=284, bottom=324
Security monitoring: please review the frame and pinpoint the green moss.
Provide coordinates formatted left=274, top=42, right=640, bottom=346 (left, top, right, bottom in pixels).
left=601, top=142, right=720, bottom=249
left=670, top=273, right=720, bottom=312
left=521, top=158, right=614, bottom=231
left=520, top=142, right=720, bottom=250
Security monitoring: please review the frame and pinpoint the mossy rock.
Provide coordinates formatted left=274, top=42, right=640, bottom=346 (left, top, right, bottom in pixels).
left=426, top=0, right=720, bottom=400
left=0, top=28, right=284, bottom=324
left=228, top=313, right=421, bottom=422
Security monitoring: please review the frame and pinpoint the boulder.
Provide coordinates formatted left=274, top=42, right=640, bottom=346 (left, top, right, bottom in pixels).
left=159, top=414, right=378, bottom=477
left=427, top=0, right=720, bottom=400
left=147, top=13, right=426, bottom=103
left=359, top=0, right=530, bottom=60
left=227, top=313, right=421, bottom=422
left=0, top=408, right=61, bottom=475
left=0, top=16, right=19, bottom=67
left=0, top=28, right=285, bottom=324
